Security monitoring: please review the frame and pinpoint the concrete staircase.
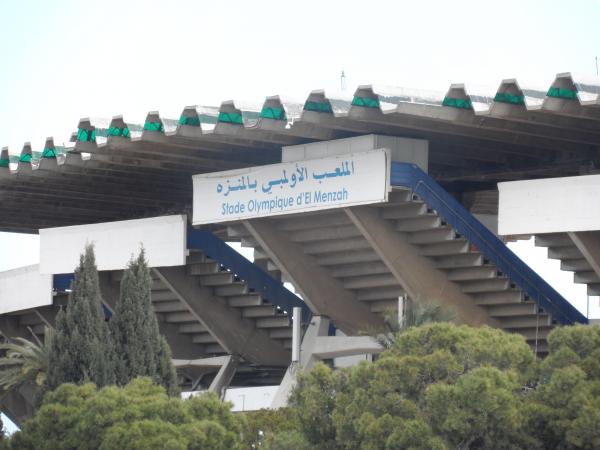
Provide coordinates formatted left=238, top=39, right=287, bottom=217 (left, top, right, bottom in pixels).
left=378, top=189, right=553, bottom=350
left=110, top=250, right=295, bottom=356
left=535, top=233, right=600, bottom=296
left=229, top=210, right=405, bottom=319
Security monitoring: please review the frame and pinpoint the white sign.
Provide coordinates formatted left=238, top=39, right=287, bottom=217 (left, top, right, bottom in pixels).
left=40, top=215, right=187, bottom=274
left=193, top=149, right=390, bottom=225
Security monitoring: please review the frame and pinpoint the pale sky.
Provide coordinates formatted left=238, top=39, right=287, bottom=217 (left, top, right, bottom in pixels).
left=1, top=1, right=600, bottom=306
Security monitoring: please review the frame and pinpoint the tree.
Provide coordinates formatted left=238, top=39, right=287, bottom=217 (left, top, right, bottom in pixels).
left=110, top=249, right=178, bottom=395
left=0, top=328, right=52, bottom=395
left=285, top=323, right=537, bottom=449
left=45, top=244, right=115, bottom=391
left=2, top=377, right=243, bottom=450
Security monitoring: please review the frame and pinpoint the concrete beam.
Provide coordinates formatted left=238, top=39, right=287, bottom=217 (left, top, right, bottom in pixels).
left=208, top=355, right=238, bottom=398
left=345, top=206, right=499, bottom=327
left=243, top=219, right=384, bottom=334
left=153, top=266, right=290, bottom=366
left=568, top=231, right=600, bottom=281
left=311, top=336, right=383, bottom=360
left=0, top=385, right=36, bottom=427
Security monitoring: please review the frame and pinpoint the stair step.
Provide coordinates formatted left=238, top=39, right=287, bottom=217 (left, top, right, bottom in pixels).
left=228, top=295, right=263, bottom=307
left=151, top=280, right=170, bottom=291
left=548, top=246, right=582, bottom=260
left=289, top=225, right=362, bottom=243
left=277, top=212, right=352, bottom=231
left=445, top=266, right=500, bottom=281
left=186, top=252, right=209, bottom=264
left=204, top=343, right=226, bottom=354
left=381, top=202, right=427, bottom=219
left=255, top=316, right=291, bottom=328
left=343, top=274, right=399, bottom=290
left=357, top=286, right=405, bottom=301
left=419, top=241, right=469, bottom=256
left=151, top=290, right=179, bottom=302
left=188, top=262, right=221, bottom=276
left=200, top=273, right=235, bottom=286
left=303, top=238, right=371, bottom=255
left=330, top=262, right=390, bottom=278
left=460, top=278, right=511, bottom=293
left=497, top=314, right=551, bottom=329
left=561, top=258, right=591, bottom=271
left=473, top=290, right=524, bottom=305
left=574, top=271, right=600, bottom=284
left=369, top=299, right=399, bottom=313
left=535, top=233, right=573, bottom=247
left=241, top=237, right=259, bottom=248
left=269, top=328, right=293, bottom=339
left=485, top=302, right=538, bottom=317
left=506, top=326, right=552, bottom=341
left=242, top=305, right=276, bottom=318
left=153, top=300, right=187, bottom=313
left=433, top=253, right=483, bottom=269
left=215, top=283, right=248, bottom=297
left=588, top=283, right=600, bottom=296
left=165, top=311, right=196, bottom=323
left=395, top=215, right=442, bottom=232
left=316, top=250, right=381, bottom=266
left=192, top=333, right=217, bottom=344
left=408, top=227, right=456, bottom=244
left=179, top=323, right=208, bottom=334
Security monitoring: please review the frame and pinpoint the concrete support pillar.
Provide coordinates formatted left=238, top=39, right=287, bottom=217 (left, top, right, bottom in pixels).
left=243, top=219, right=384, bottom=334
left=271, top=316, right=383, bottom=408
left=344, top=206, right=499, bottom=327
left=569, top=231, right=600, bottom=280
left=208, top=355, right=238, bottom=399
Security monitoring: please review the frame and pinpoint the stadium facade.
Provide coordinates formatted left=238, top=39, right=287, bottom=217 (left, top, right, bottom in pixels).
left=1, top=72, right=599, bottom=424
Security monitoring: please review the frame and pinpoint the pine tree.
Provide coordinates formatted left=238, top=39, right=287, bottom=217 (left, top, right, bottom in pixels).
left=111, top=248, right=179, bottom=395
left=46, top=244, right=115, bottom=390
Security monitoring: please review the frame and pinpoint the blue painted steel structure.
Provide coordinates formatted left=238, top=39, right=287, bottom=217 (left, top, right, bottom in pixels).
left=187, top=228, right=311, bottom=321
left=53, top=273, right=74, bottom=291
left=390, top=162, right=587, bottom=326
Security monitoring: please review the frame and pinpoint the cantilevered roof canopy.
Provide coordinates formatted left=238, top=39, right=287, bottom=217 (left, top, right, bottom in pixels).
left=3, top=72, right=600, bottom=233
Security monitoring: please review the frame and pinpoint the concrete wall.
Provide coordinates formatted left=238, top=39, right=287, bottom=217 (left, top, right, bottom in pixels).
left=40, top=215, right=187, bottom=274
left=498, top=174, right=600, bottom=235
left=282, top=134, right=429, bottom=172
left=0, top=265, right=52, bottom=314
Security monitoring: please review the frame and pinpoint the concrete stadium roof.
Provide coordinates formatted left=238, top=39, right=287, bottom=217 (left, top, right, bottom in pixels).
left=2, top=72, right=600, bottom=232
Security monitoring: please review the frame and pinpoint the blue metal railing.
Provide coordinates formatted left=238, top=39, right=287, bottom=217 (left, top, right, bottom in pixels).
left=187, top=228, right=312, bottom=320
left=390, top=162, right=587, bottom=325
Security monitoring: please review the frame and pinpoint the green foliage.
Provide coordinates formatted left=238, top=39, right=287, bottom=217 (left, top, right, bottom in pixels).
left=0, top=329, right=52, bottom=393
left=110, top=249, right=178, bottom=395
left=46, top=245, right=115, bottom=391
left=279, top=323, right=538, bottom=450
left=4, top=377, right=243, bottom=450
left=240, top=407, right=299, bottom=448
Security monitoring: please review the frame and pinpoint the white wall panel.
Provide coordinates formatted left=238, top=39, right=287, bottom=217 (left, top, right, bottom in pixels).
left=0, top=265, right=52, bottom=314
left=39, top=215, right=187, bottom=274
left=498, top=175, right=600, bottom=235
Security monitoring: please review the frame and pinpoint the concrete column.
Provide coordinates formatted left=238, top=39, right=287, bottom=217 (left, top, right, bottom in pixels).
left=345, top=206, right=499, bottom=327
left=153, top=266, right=290, bottom=366
left=271, top=316, right=383, bottom=408
left=569, top=231, right=600, bottom=280
left=207, top=355, right=238, bottom=399
left=243, top=219, right=384, bottom=334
